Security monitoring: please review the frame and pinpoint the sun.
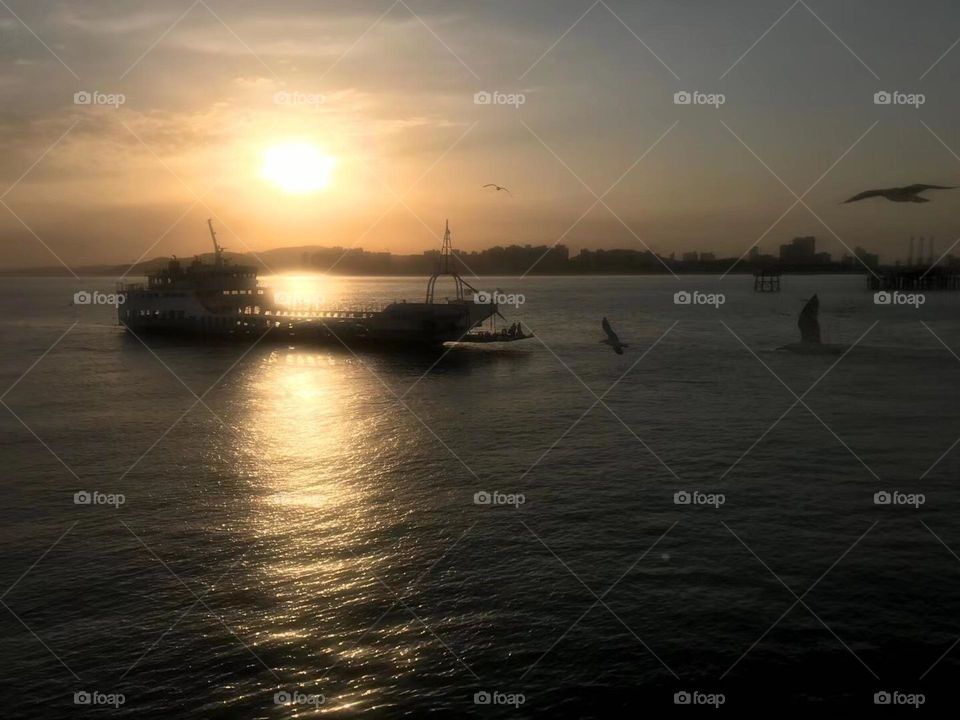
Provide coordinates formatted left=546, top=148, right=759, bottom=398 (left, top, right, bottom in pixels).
left=261, top=142, right=336, bottom=194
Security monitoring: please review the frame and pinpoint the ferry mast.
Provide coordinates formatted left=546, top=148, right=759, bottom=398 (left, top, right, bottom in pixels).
left=426, top=219, right=478, bottom=303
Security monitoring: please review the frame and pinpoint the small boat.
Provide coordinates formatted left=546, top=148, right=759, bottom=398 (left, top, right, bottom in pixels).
left=458, top=329, right=533, bottom=344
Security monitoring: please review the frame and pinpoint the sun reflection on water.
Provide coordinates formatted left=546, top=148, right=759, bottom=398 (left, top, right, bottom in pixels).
left=234, top=344, right=412, bottom=714
left=247, top=348, right=370, bottom=520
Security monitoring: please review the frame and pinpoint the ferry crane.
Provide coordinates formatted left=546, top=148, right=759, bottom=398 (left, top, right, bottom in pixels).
left=207, top=218, right=225, bottom=266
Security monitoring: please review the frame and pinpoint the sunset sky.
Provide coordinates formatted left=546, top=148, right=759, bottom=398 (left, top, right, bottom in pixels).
left=2, top=0, right=960, bottom=269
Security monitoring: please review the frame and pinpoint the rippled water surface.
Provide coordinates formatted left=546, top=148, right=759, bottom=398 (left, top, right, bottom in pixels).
left=2, top=274, right=960, bottom=716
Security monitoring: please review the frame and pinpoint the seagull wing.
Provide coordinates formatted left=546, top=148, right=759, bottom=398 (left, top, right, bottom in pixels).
left=843, top=189, right=886, bottom=203
left=903, top=184, right=959, bottom=193
left=602, top=317, right=619, bottom=343
left=798, top=293, right=821, bottom=343
left=482, top=184, right=497, bottom=189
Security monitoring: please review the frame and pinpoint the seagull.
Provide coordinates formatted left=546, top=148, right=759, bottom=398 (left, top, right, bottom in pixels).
left=483, top=183, right=512, bottom=197
left=843, top=184, right=958, bottom=204
left=600, top=317, right=628, bottom=355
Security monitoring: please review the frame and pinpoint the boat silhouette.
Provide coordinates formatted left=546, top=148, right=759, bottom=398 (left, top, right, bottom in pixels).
left=117, top=220, right=529, bottom=348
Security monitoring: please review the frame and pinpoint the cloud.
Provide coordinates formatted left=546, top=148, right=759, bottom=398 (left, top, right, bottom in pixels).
left=3, top=0, right=960, bottom=268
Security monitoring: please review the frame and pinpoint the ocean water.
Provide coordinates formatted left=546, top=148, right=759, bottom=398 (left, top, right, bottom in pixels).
left=1, top=273, right=959, bottom=717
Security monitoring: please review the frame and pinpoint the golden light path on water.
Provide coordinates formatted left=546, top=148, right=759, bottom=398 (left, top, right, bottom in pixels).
left=229, top=279, right=431, bottom=713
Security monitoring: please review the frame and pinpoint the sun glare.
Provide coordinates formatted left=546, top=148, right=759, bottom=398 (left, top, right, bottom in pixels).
left=261, top=142, right=336, bottom=194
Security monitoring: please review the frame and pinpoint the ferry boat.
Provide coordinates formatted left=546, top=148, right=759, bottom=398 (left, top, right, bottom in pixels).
left=117, top=220, right=531, bottom=347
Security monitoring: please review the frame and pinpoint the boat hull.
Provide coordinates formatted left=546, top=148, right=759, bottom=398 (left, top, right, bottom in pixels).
left=118, top=293, right=497, bottom=347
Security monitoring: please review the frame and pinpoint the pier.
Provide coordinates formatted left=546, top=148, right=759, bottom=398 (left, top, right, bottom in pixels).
left=754, top=269, right=781, bottom=292
left=867, top=266, right=960, bottom=292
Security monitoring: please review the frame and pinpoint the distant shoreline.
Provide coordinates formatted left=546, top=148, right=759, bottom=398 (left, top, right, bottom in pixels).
left=0, top=243, right=890, bottom=278
left=0, top=269, right=874, bottom=279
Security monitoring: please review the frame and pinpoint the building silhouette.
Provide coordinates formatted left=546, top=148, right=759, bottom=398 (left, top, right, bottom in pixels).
left=779, top=236, right=831, bottom=266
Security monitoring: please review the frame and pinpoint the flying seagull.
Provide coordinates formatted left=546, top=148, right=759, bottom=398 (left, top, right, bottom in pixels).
left=600, top=317, right=628, bottom=355
left=483, top=183, right=512, bottom=196
left=843, top=184, right=958, bottom=204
